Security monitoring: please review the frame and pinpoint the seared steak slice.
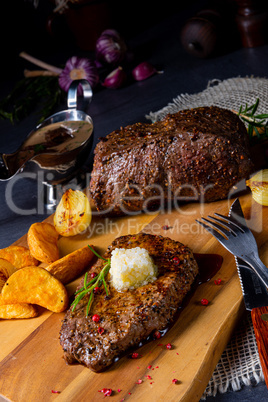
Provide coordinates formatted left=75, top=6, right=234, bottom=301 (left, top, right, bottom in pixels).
left=59, top=233, right=199, bottom=372
left=90, top=106, right=253, bottom=215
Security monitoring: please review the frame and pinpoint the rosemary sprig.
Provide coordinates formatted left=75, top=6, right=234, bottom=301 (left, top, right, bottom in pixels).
left=237, top=98, right=268, bottom=140
left=0, top=76, right=64, bottom=124
left=71, top=245, right=110, bottom=316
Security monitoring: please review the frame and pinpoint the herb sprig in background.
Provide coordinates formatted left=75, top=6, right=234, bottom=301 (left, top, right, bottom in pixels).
left=237, top=98, right=268, bottom=141
left=0, top=76, right=63, bottom=124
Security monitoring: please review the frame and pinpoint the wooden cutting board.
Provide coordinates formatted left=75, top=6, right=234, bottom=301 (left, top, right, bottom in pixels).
left=0, top=192, right=267, bottom=402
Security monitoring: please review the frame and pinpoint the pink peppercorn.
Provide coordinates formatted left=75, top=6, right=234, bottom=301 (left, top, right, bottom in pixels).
left=98, top=388, right=112, bottom=396
left=166, top=343, right=172, bottom=349
left=201, top=298, right=209, bottom=306
left=92, top=314, right=100, bottom=323
left=154, top=330, right=161, bottom=339
left=172, top=379, right=179, bottom=384
left=104, top=389, right=112, bottom=396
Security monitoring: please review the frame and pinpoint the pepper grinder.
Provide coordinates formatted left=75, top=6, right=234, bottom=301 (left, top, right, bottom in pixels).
left=233, top=0, right=268, bottom=47
left=180, top=8, right=223, bottom=58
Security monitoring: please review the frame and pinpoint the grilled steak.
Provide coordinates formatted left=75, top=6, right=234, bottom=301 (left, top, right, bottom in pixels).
left=60, top=233, right=199, bottom=372
left=90, top=106, right=254, bottom=215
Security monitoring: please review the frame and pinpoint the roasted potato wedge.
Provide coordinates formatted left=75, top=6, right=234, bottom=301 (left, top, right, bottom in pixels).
left=0, top=259, right=17, bottom=301
left=1, top=266, right=69, bottom=313
left=45, top=245, right=95, bottom=284
left=0, top=260, right=38, bottom=318
left=0, top=279, right=5, bottom=291
left=0, top=294, right=6, bottom=305
left=0, top=303, right=38, bottom=319
left=28, top=222, right=59, bottom=264
left=0, top=246, right=38, bottom=269
left=54, top=189, right=92, bottom=237
left=0, top=258, right=16, bottom=281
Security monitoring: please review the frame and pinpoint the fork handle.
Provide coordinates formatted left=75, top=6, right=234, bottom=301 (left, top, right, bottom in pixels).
left=243, top=254, right=268, bottom=289
left=251, top=306, right=268, bottom=388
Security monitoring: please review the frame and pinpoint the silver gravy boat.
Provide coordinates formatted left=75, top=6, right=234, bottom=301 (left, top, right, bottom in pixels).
left=0, top=79, right=93, bottom=209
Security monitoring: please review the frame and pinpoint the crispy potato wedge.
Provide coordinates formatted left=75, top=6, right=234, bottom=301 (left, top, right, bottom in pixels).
left=0, top=303, right=38, bottom=319
left=0, top=259, right=17, bottom=299
left=0, top=246, right=38, bottom=269
left=1, top=266, right=69, bottom=313
left=28, top=222, right=59, bottom=264
left=0, top=262, right=17, bottom=306
left=45, top=245, right=95, bottom=284
left=0, top=294, right=6, bottom=306
left=54, top=189, right=92, bottom=237
left=0, top=258, right=17, bottom=280
left=0, top=279, right=5, bottom=291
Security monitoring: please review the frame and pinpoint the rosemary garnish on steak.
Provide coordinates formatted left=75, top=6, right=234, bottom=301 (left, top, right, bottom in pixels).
left=236, top=98, right=268, bottom=139
left=71, top=245, right=110, bottom=316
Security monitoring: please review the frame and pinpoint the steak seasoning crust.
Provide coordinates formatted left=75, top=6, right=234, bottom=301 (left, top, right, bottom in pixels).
left=90, top=106, right=254, bottom=216
left=60, top=233, right=199, bottom=372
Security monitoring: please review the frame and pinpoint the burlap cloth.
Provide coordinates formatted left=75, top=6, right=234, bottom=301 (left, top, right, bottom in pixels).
left=146, top=77, right=267, bottom=398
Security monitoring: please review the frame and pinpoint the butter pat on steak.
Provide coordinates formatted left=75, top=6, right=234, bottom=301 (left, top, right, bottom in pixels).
left=90, top=106, right=254, bottom=215
left=59, top=233, right=199, bottom=372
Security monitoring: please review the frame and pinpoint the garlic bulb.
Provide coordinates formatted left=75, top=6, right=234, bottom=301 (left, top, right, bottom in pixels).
left=95, top=29, right=127, bottom=65
left=246, top=169, right=268, bottom=206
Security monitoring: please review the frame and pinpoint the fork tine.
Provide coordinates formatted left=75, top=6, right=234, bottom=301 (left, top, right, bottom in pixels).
left=196, top=219, right=227, bottom=242
left=215, top=212, right=248, bottom=233
left=214, top=212, right=246, bottom=233
left=205, top=215, right=238, bottom=236
left=200, top=217, right=233, bottom=238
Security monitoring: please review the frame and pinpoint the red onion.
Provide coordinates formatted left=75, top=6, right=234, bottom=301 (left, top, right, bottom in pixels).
left=59, top=56, right=99, bottom=93
left=96, top=29, right=127, bottom=65
left=102, top=67, right=127, bottom=89
left=132, top=61, right=158, bottom=81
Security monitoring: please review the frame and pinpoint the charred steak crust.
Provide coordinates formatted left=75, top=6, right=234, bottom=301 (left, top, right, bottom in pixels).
left=59, top=233, right=199, bottom=372
left=90, top=106, right=254, bottom=215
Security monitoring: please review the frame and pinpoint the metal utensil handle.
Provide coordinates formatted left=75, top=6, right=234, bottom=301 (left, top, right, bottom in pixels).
left=242, top=252, right=268, bottom=289
left=67, top=79, right=93, bottom=110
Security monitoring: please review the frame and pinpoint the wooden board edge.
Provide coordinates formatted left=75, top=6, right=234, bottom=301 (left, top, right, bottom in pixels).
left=181, top=298, right=246, bottom=401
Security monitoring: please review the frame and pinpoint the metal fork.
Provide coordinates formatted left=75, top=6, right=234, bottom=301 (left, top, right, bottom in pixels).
left=196, top=209, right=268, bottom=289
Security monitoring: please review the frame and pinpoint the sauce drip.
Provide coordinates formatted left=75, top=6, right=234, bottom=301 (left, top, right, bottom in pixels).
left=194, top=253, right=223, bottom=283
